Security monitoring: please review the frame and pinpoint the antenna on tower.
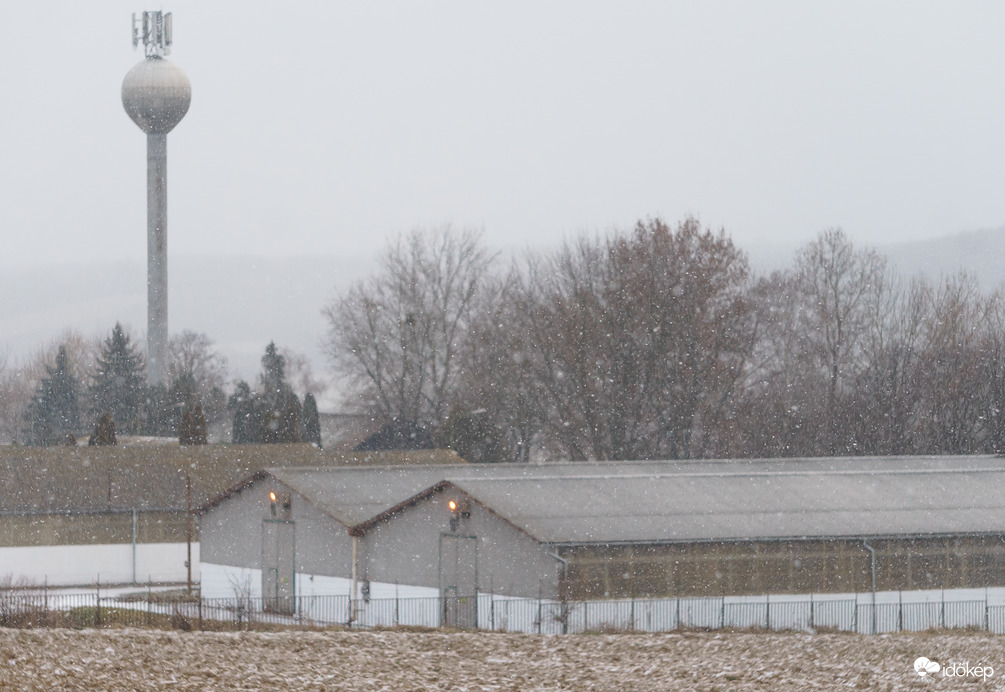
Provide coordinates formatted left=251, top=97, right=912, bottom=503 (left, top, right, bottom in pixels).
left=132, top=11, right=173, bottom=57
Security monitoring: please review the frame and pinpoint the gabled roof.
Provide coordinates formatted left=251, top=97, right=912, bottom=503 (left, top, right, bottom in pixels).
left=211, top=455, right=1005, bottom=544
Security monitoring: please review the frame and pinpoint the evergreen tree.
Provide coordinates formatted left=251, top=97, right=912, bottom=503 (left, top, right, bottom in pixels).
left=258, top=406, right=282, bottom=443
left=229, top=380, right=259, bottom=444
left=142, top=382, right=175, bottom=436
left=279, top=392, right=302, bottom=443
left=229, top=345, right=298, bottom=444
left=140, top=372, right=200, bottom=437
left=179, top=398, right=208, bottom=445
left=89, top=323, right=146, bottom=435
left=259, top=392, right=301, bottom=444
left=302, top=392, right=322, bottom=448
left=22, top=345, right=81, bottom=446
left=252, top=342, right=298, bottom=444
left=22, top=399, right=54, bottom=447
left=259, top=341, right=290, bottom=410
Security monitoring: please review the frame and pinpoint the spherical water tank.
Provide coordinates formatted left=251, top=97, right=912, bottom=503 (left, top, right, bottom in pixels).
left=121, top=57, right=191, bottom=135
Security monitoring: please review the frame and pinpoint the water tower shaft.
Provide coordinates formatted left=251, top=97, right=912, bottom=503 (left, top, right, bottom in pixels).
left=121, top=11, right=190, bottom=384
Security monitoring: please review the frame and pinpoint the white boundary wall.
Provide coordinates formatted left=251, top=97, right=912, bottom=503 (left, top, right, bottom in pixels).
left=200, top=562, right=437, bottom=601
left=0, top=543, right=199, bottom=586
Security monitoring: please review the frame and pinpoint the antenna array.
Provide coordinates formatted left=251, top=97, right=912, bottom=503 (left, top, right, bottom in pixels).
left=131, top=11, right=173, bottom=57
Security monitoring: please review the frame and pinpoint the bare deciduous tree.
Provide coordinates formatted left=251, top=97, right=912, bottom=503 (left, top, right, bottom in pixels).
left=167, top=331, right=229, bottom=418
left=793, top=228, right=887, bottom=453
left=323, top=227, right=495, bottom=428
left=509, top=218, right=753, bottom=460
left=911, top=273, right=996, bottom=454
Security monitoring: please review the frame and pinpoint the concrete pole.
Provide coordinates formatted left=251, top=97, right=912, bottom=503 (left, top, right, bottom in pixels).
left=147, top=133, right=168, bottom=385
left=862, top=539, right=877, bottom=634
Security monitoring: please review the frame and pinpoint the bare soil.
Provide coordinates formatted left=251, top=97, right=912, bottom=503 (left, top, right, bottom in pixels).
left=1, top=627, right=1002, bottom=690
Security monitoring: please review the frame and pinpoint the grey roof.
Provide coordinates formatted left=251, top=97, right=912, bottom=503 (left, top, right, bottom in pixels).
left=257, top=455, right=1005, bottom=543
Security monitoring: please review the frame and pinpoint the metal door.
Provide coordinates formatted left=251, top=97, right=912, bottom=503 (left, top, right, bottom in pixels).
left=262, top=520, right=295, bottom=615
left=439, top=533, right=477, bottom=628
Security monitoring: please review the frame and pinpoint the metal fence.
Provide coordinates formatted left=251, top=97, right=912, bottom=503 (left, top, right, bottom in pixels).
left=2, top=587, right=1005, bottom=634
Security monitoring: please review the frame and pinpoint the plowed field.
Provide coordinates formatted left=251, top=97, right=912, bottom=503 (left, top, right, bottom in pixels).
left=1, top=628, right=1001, bottom=690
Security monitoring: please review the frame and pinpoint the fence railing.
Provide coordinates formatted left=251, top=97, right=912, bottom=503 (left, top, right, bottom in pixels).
left=2, top=587, right=1004, bottom=634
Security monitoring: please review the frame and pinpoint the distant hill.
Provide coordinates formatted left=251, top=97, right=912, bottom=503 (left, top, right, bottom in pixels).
left=880, top=227, right=1005, bottom=291
left=746, top=227, right=1005, bottom=292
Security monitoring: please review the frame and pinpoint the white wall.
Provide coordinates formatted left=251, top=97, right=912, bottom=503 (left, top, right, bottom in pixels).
left=0, top=542, right=199, bottom=586
left=200, top=561, right=437, bottom=601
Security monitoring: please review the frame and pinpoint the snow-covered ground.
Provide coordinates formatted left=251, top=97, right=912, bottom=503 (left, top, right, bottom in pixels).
left=1, top=628, right=1003, bottom=690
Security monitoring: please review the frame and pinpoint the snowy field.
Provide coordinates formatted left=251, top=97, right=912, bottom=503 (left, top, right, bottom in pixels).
left=2, top=628, right=1004, bottom=690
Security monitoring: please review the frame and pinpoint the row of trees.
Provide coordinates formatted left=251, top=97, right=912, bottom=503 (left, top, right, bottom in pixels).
left=9, top=326, right=321, bottom=447
left=18, top=324, right=228, bottom=446
left=325, top=221, right=1005, bottom=461
left=230, top=342, right=322, bottom=446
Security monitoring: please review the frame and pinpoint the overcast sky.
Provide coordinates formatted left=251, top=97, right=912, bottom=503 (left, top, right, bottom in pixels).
left=3, top=1, right=1005, bottom=271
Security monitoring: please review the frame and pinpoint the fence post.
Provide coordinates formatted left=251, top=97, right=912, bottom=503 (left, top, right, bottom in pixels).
left=631, top=597, right=636, bottom=631
left=853, top=594, right=858, bottom=633
left=986, top=588, right=990, bottom=632
left=198, top=596, right=203, bottom=631
left=675, top=596, right=680, bottom=631
left=394, top=581, right=399, bottom=628
left=898, top=591, right=902, bottom=632
left=720, top=597, right=725, bottom=630
left=95, top=578, right=102, bottom=629
left=765, top=594, right=770, bottom=631
left=809, top=593, right=814, bottom=630
left=941, top=590, right=945, bottom=629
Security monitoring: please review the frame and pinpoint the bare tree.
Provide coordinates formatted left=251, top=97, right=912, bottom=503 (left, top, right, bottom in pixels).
left=280, top=347, right=327, bottom=400
left=168, top=332, right=228, bottom=393
left=167, top=331, right=229, bottom=420
left=911, top=273, right=996, bottom=454
left=732, top=270, right=825, bottom=457
left=510, top=218, right=753, bottom=460
left=0, top=350, right=20, bottom=444
left=323, top=227, right=496, bottom=428
left=840, top=272, right=927, bottom=455
left=793, top=228, right=887, bottom=453
left=452, top=271, right=541, bottom=461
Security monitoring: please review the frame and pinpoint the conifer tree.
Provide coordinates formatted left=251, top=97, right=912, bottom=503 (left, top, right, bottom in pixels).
left=142, top=383, right=174, bottom=436
left=258, top=406, right=282, bottom=444
left=302, top=392, right=322, bottom=448
left=278, top=392, right=302, bottom=443
left=259, top=341, right=290, bottom=411
left=179, top=398, right=208, bottom=445
left=22, top=345, right=81, bottom=446
left=229, top=380, right=258, bottom=444
left=89, top=323, right=146, bottom=435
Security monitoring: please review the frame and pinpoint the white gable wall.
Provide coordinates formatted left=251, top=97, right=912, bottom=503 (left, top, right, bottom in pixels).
left=359, top=486, right=560, bottom=598
left=199, top=478, right=355, bottom=594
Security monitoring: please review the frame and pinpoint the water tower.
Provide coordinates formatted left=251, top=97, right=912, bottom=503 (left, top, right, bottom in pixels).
left=121, top=11, right=191, bottom=385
